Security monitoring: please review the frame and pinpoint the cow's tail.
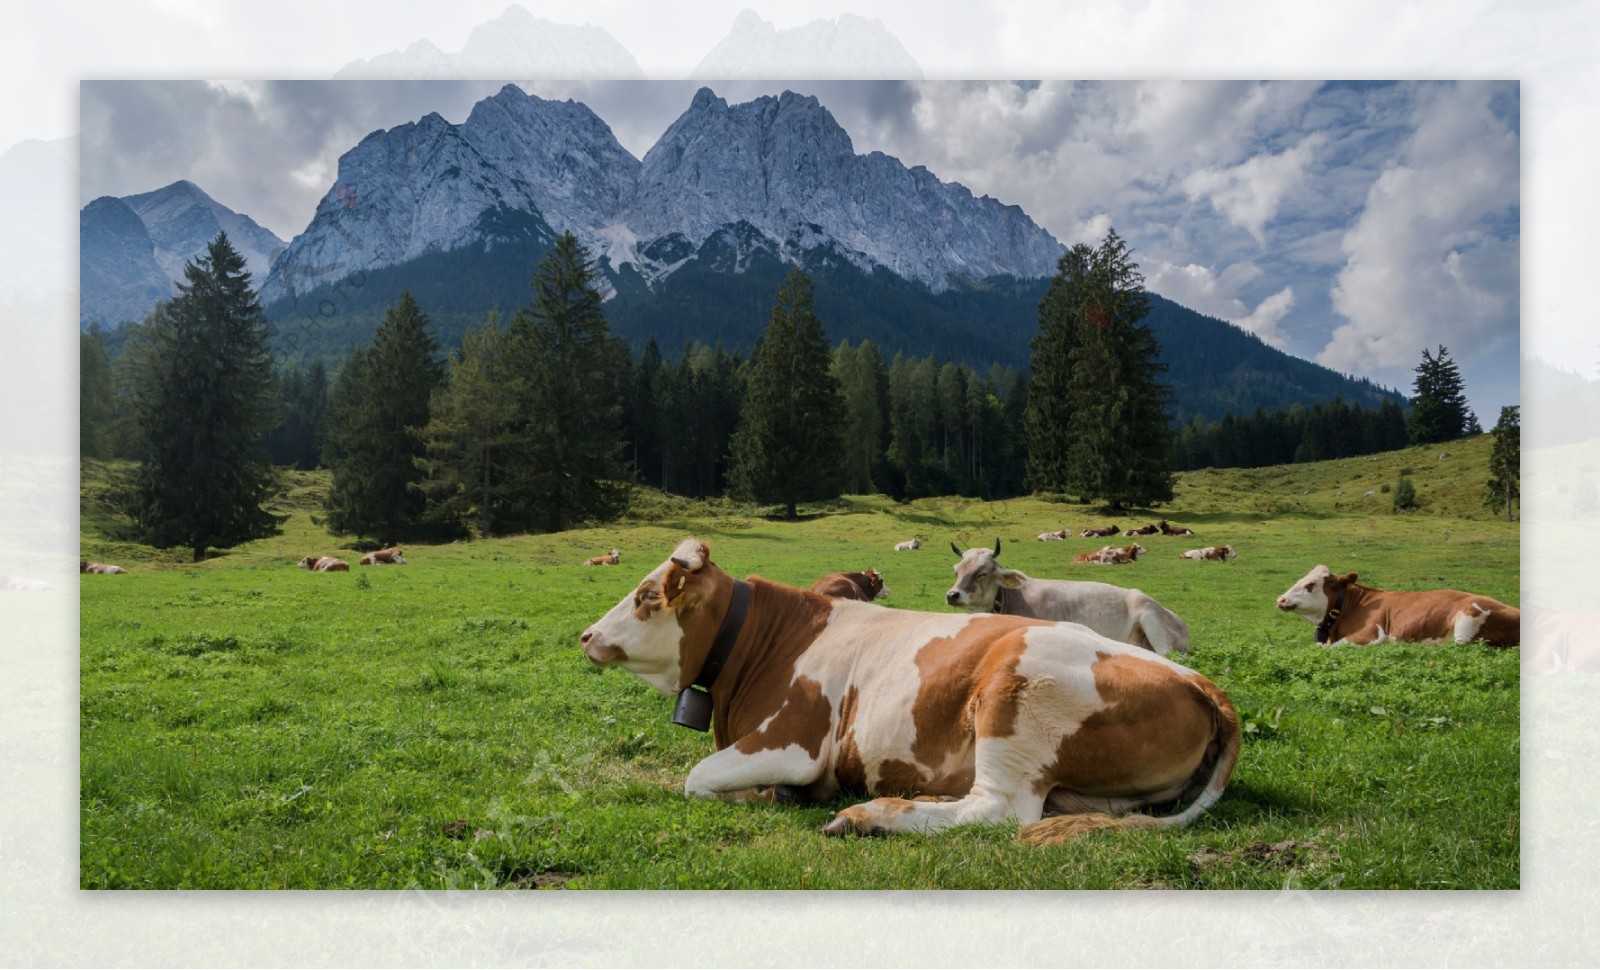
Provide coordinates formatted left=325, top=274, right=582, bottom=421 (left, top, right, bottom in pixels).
left=1018, top=677, right=1241, bottom=845
left=1138, top=603, right=1192, bottom=656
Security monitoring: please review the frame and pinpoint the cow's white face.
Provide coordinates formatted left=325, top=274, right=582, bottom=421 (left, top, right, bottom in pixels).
left=580, top=538, right=724, bottom=696
left=947, top=546, right=1017, bottom=609
left=1277, top=565, right=1334, bottom=619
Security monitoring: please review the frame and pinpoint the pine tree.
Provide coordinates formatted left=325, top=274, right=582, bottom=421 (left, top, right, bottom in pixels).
left=80, top=324, right=116, bottom=460
left=1031, top=228, right=1173, bottom=509
left=832, top=339, right=890, bottom=495
left=628, top=338, right=665, bottom=488
left=505, top=232, right=629, bottom=532
left=130, top=232, right=279, bottom=561
left=1407, top=345, right=1471, bottom=445
left=1485, top=405, right=1520, bottom=521
left=263, top=360, right=328, bottom=470
left=323, top=290, right=444, bottom=539
left=729, top=269, right=844, bottom=518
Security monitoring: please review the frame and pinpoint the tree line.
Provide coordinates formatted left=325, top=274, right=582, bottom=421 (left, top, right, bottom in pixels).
left=82, top=225, right=1508, bottom=560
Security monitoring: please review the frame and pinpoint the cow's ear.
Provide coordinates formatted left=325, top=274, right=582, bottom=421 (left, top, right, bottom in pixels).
left=1337, top=572, right=1358, bottom=586
left=998, top=569, right=1022, bottom=589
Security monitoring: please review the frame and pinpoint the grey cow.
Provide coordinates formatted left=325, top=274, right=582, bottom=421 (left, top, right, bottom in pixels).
left=946, top=539, right=1191, bottom=656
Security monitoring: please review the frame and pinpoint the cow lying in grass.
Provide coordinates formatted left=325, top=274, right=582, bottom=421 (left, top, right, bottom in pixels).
left=950, top=540, right=1188, bottom=655
left=81, top=560, right=126, bottom=574
left=1275, top=565, right=1520, bottom=646
left=809, top=568, right=886, bottom=601
left=360, top=547, right=406, bottom=565
left=585, top=549, right=621, bottom=566
left=580, top=538, right=1239, bottom=842
left=1182, top=546, right=1235, bottom=561
left=298, top=556, right=349, bottom=572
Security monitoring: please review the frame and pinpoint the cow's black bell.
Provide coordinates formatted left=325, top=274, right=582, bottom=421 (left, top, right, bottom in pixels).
left=671, top=686, right=714, bottom=731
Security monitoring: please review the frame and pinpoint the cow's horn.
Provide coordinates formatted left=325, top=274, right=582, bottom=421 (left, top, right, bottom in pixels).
left=993, top=537, right=1002, bottom=558
left=950, top=541, right=963, bottom=557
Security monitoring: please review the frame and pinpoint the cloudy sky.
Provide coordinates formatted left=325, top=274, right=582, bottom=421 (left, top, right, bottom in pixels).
left=79, top=77, right=1520, bottom=418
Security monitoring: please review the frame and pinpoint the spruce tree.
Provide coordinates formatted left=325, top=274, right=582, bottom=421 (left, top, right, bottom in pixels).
left=130, top=232, right=279, bottom=561
left=1485, top=405, right=1520, bottom=521
left=323, top=290, right=444, bottom=539
left=80, top=325, right=115, bottom=460
left=728, top=269, right=844, bottom=518
left=505, top=232, right=629, bottom=532
left=1030, top=228, right=1173, bottom=509
left=414, top=310, right=521, bottom=537
left=1407, top=345, right=1470, bottom=445
left=832, top=339, right=890, bottom=495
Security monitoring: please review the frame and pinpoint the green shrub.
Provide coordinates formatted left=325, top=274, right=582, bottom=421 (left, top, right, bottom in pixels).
left=1393, top=475, right=1418, bottom=511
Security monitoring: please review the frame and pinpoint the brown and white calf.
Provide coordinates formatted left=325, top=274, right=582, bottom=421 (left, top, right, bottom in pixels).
left=1182, top=546, right=1235, bottom=561
left=809, top=568, right=886, bottom=602
left=1037, top=529, right=1070, bottom=541
left=80, top=560, right=126, bottom=574
left=1099, top=543, right=1145, bottom=564
left=894, top=537, right=922, bottom=551
left=585, top=548, right=622, bottom=567
left=1081, top=524, right=1121, bottom=538
left=298, top=556, right=349, bottom=572
left=949, top=541, right=1189, bottom=655
left=581, top=538, right=1239, bottom=842
left=360, top=547, right=406, bottom=566
left=1275, top=565, right=1520, bottom=647
left=1123, top=524, right=1160, bottom=537
left=1159, top=520, right=1195, bottom=536
left=1073, top=546, right=1114, bottom=564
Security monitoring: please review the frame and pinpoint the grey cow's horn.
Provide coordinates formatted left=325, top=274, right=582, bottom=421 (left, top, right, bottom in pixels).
left=950, top=541, right=963, bottom=557
left=994, top=537, right=1002, bottom=557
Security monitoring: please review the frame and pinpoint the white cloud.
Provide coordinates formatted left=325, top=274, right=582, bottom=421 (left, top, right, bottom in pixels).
left=1320, top=81, right=1519, bottom=373
left=1181, top=134, right=1323, bottom=244
left=1145, top=258, right=1293, bottom=347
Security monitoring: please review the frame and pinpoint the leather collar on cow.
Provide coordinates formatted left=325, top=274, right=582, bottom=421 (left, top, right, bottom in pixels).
left=672, top=579, right=751, bottom=731
left=1315, top=586, right=1348, bottom=644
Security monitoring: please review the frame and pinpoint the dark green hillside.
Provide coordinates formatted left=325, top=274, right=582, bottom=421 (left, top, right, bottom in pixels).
left=238, top=236, right=1401, bottom=423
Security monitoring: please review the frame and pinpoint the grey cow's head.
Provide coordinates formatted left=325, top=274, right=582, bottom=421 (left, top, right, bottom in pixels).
left=946, top=538, right=1017, bottom=610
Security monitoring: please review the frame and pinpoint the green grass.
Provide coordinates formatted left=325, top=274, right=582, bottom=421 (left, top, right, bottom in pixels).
left=79, top=450, right=1519, bottom=889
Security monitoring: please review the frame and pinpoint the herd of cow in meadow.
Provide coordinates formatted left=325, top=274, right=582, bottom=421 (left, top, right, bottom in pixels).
left=79, top=512, right=1519, bottom=844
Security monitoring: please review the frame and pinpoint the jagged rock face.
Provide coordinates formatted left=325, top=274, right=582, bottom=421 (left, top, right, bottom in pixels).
left=261, top=87, right=639, bottom=305
left=122, top=180, right=284, bottom=285
left=335, top=7, right=645, bottom=79
left=625, top=89, right=1062, bottom=288
left=79, top=196, right=174, bottom=327
left=263, top=84, right=1064, bottom=303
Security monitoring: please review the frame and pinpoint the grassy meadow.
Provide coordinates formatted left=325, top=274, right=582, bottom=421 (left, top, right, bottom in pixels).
left=79, top=436, right=1519, bottom=889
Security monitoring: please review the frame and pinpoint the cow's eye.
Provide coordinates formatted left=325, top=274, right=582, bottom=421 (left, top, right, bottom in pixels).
left=1304, top=583, right=1314, bottom=590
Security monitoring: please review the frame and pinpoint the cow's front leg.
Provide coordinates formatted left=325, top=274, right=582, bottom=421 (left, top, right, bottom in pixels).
left=1331, top=623, right=1392, bottom=646
left=684, top=742, right=824, bottom=803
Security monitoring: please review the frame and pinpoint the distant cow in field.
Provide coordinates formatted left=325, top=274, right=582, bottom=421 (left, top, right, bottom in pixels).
left=1158, top=520, right=1195, bottom=536
left=1081, top=524, right=1121, bottom=538
left=360, top=547, right=406, bottom=565
left=809, top=568, right=886, bottom=602
left=1073, top=546, right=1114, bottom=564
left=1275, top=565, right=1520, bottom=647
left=949, top=540, right=1190, bottom=655
left=80, top=560, right=126, bottom=574
left=585, top=549, right=622, bottom=566
left=1037, top=529, right=1069, bottom=541
left=1182, top=546, right=1235, bottom=561
left=298, top=556, right=349, bottom=572
left=1123, top=524, right=1160, bottom=537
left=580, top=537, right=1239, bottom=842
left=894, top=538, right=922, bottom=551
left=1099, top=543, right=1145, bottom=564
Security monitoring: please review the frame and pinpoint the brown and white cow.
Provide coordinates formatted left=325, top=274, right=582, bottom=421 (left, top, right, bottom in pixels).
left=949, top=541, right=1189, bottom=655
left=585, top=548, right=622, bottom=567
left=1073, top=546, right=1114, bottom=564
left=1098, top=543, right=1145, bottom=564
left=360, top=547, right=406, bottom=566
left=1182, top=546, right=1235, bottom=561
left=809, top=568, right=886, bottom=602
left=80, top=560, right=126, bottom=574
left=1081, top=524, right=1121, bottom=538
left=1037, top=529, right=1070, bottom=541
left=1123, top=524, right=1160, bottom=537
left=1275, top=565, right=1519, bottom=647
left=580, top=538, right=1239, bottom=842
left=894, top=537, right=922, bottom=551
left=1158, top=520, right=1195, bottom=536
left=298, top=556, right=349, bottom=572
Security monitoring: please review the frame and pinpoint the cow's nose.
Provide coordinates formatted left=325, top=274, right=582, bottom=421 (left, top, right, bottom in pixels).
left=945, top=590, right=961, bottom=605
left=580, top=629, right=595, bottom=645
